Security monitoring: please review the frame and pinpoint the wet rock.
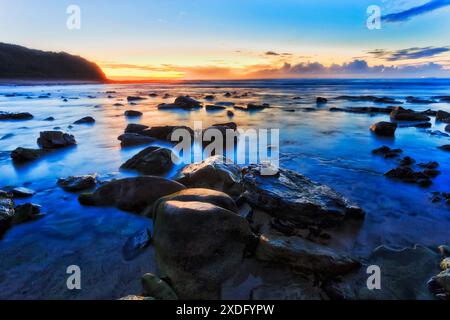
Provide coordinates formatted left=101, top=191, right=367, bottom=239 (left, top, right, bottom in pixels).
left=445, top=125, right=450, bottom=133
left=78, top=176, right=185, bottom=213
left=435, top=269, right=450, bottom=296
left=152, top=199, right=254, bottom=299
left=44, top=117, right=55, bottom=121
left=73, top=116, right=95, bottom=124
left=118, top=133, right=155, bottom=147
left=11, top=148, right=45, bottom=163
left=370, top=121, right=397, bottom=137
left=141, top=273, right=178, bottom=300
left=255, top=232, right=360, bottom=276
left=438, top=145, right=450, bottom=152
left=37, top=131, right=76, bottom=149
left=122, top=229, right=152, bottom=261
left=0, top=192, right=14, bottom=235
left=205, top=105, right=226, bottom=111
left=121, top=146, right=176, bottom=175
left=175, top=155, right=243, bottom=196
left=247, top=103, right=270, bottom=111
left=335, top=95, right=402, bottom=104
left=113, top=103, right=124, bottom=106
left=127, top=96, right=146, bottom=102
left=147, top=188, right=238, bottom=218
left=423, top=169, right=441, bottom=178
left=441, top=258, right=450, bottom=270
left=224, top=92, right=232, bottom=97
left=149, top=93, right=158, bottom=97
left=0, top=111, right=33, bottom=120
left=242, top=164, right=365, bottom=228
left=316, top=97, right=328, bottom=104
left=371, top=146, right=402, bottom=158
left=390, top=107, right=430, bottom=121
left=124, top=123, right=149, bottom=134
left=57, top=175, right=97, bottom=192
left=436, top=110, right=450, bottom=122
left=204, top=95, right=215, bottom=100
left=438, top=245, right=450, bottom=256
left=124, top=110, right=143, bottom=117
left=11, top=187, right=35, bottom=198
left=330, top=106, right=394, bottom=114
left=216, top=101, right=235, bottom=107
left=142, top=126, right=193, bottom=141
left=384, top=167, right=432, bottom=187
left=12, top=203, right=43, bottom=225
left=227, top=111, right=234, bottom=118
left=158, top=96, right=202, bottom=110
left=406, top=96, right=436, bottom=104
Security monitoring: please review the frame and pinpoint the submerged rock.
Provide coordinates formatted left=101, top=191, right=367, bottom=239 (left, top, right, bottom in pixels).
left=12, top=203, right=43, bottom=225
left=242, top=164, right=365, bottom=228
left=384, top=166, right=433, bottom=187
left=121, top=146, right=176, bottom=175
left=438, top=145, right=450, bottom=152
left=37, top=131, right=76, bottom=149
left=153, top=199, right=254, bottom=299
left=0, top=111, right=33, bottom=120
left=205, top=105, right=226, bottom=111
left=175, top=156, right=243, bottom=196
left=127, top=96, right=146, bottom=102
left=124, top=110, right=143, bottom=117
left=255, top=232, right=360, bottom=276
left=122, top=229, right=152, bottom=261
left=372, top=146, right=402, bottom=158
left=370, top=122, right=397, bottom=137
left=11, top=187, right=35, bottom=198
left=11, top=147, right=45, bottom=163
left=118, top=133, right=155, bottom=147
left=78, top=176, right=185, bottom=213
left=58, top=175, right=97, bottom=192
left=73, top=116, right=95, bottom=124
left=335, top=95, right=402, bottom=104
left=316, top=97, right=328, bottom=104
left=141, top=273, right=178, bottom=300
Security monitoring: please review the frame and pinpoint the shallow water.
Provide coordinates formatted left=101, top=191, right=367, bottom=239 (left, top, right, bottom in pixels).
left=0, top=79, right=449, bottom=299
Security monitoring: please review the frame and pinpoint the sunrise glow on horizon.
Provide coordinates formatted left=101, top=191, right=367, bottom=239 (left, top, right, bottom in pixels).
left=1, top=0, right=450, bottom=80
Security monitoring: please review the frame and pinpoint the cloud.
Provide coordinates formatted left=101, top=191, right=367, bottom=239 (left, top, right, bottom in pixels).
left=382, top=0, right=450, bottom=22
left=368, top=46, right=450, bottom=61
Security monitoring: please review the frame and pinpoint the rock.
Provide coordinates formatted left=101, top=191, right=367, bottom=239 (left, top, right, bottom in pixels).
left=399, top=156, right=415, bottom=166
left=37, top=131, right=76, bottom=149
left=149, top=93, right=158, bottom=97
left=142, top=126, right=193, bottom=141
left=141, top=273, right=178, bottom=300
left=113, top=103, right=124, bottom=106
left=255, top=232, right=360, bottom=276
left=205, top=105, right=226, bottom=111
left=421, top=109, right=437, bottom=116
left=175, top=155, right=243, bottom=196
left=204, top=95, right=215, bottom=100
left=78, top=176, right=185, bottom=213
left=73, top=116, right=95, bottom=124
left=119, top=295, right=153, bottom=301
left=438, top=245, right=450, bottom=257
left=227, top=111, right=234, bottom=117
left=153, top=199, right=254, bottom=299
left=435, top=269, right=450, bottom=295
left=316, top=97, right=328, bottom=104
left=122, top=229, right=152, bottom=261
left=124, top=110, right=143, bottom=117
left=436, top=110, right=450, bottom=122
left=158, top=96, right=202, bottom=110
left=438, top=145, right=450, bottom=152
left=384, top=167, right=432, bottom=187
left=44, top=116, right=55, bottom=121
left=124, top=123, right=149, bottom=134
left=335, top=95, right=402, bottom=104
left=121, top=146, right=176, bottom=175
left=127, top=96, right=146, bottom=102
left=0, top=193, right=14, bottom=234
left=446, top=125, right=450, bottom=133
left=371, top=146, right=402, bottom=158
left=370, top=122, right=397, bottom=137
left=242, top=164, right=364, bottom=228
left=12, top=203, right=42, bottom=225
left=247, top=103, right=270, bottom=111
left=224, top=92, right=232, bottom=97
left=329, top=106, right=394, bottom=114
left=147, top=188, right=238, bottom=218
left=390, top=107, right=430, bottom=121
left=0, top=111, right=33, bottom=120
left=405, top=96, right=436, bottom=104
left=57, top=175, right=97, bottom=192
left=11, top=148, right=45, bottom=163
left=441, top=258, right=450, bottom=271
left=118, top=133, right=155, bottom=147
left=11, top=187, right=35, bottom=198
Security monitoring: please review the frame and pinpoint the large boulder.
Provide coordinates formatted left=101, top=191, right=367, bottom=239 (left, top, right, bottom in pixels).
left=370, top=122, right=397, bottom=137
left=153, top=199, right=254, bottom=299
left=242, top=164, right=364, bottom=228
left=117, top=133, right=155, bottom=147
left=390, top=107, right=430, bottom=121
left=78, top=176, right=186, bottom=213
left=0, top=111, right=33, bottom=120
left=11, top=147, right=45, bottom=163
left=175, top=156, right=243, bottom=196
left=58, top=175, right=97, bottom=192
left=37, top=131, right=76, bottom=149
left=255, top=232, right=360, bottom=276
left=121, top=147, right=176, bottom=175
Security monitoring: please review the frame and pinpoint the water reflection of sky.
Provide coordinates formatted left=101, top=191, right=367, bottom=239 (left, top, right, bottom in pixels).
left=0, top=79, right=449, bottom=299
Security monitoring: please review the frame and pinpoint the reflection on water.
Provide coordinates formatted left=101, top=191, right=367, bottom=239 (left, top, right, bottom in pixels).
left=0, top=79, right=449, bottom=299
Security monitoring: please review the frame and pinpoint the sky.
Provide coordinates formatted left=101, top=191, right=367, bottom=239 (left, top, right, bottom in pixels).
left=0, top=0, right=450, bottom=80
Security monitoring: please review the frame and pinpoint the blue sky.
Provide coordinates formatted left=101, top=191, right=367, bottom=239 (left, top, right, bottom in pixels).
left=0, top=0, right=449, bottom=79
